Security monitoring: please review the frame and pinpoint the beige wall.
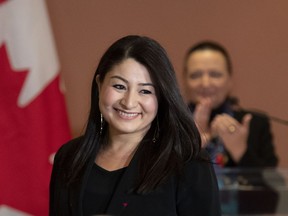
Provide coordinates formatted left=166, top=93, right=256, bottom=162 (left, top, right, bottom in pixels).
left=46, top=0, right=288, bottom=167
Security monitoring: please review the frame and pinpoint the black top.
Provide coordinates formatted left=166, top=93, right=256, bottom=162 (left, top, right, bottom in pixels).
left=83, top=163, right=126, bottom=216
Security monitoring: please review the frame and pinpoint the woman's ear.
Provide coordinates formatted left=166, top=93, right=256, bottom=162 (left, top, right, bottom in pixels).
left=96, top=75, right=101, bottom=92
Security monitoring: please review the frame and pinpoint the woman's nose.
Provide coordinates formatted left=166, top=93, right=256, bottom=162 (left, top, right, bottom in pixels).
left=201, top=75, right=211, bottom=87
left=120, top=91, right=138, bottom=109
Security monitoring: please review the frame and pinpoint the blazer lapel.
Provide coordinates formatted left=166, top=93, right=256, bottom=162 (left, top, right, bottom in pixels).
left=68, top=178, right=83, bottom=216
left=68, top=149, right=97, bottom=216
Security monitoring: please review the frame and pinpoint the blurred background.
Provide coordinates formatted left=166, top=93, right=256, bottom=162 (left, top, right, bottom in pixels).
left=47, top=0, right=288, bottom=167
left=1, top=0, right=288, bottom=215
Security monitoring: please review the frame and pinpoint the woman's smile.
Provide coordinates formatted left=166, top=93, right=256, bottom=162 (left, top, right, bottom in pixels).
left=115, top=108, right=141, bottom=120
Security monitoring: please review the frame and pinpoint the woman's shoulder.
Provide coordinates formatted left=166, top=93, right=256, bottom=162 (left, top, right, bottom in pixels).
left=189, top=149, right=212, bottom=166
left=234, top=108, right=268, bottom=118
left=176, top=149, right=219, bottom=201
left=59, top=136, right=83, bottom=151
left=181, top=149, right=215, bottom=181
left=234, top=109, right=270, bottom=124
left=53, top=136, right=83, bottom=165
left=57, top=136, right=83, bottom=154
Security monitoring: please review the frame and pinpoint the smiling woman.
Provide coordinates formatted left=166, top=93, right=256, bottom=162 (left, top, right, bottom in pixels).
left=49, top=35, right=221, bottom=216
left=184, top=41, right=278, bottom=168
left=96, top=59, right=158, bottom=139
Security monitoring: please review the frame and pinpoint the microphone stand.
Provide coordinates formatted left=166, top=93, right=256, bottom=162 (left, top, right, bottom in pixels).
left=228, top=96, right=288, bottom=126
left=240, top=107, right=288, bottom=126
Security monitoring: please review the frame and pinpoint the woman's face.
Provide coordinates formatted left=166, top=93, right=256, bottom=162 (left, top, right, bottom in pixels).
left=185, top=49, right=232, bottom=108
left=97, top=58, right=158, bottom=138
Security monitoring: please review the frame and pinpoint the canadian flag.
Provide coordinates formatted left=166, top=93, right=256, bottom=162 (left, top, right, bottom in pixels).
left=0, top=0, right=71, bottom=215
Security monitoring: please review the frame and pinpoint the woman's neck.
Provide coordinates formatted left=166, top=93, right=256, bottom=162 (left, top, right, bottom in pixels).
left=95, top=130, right=143, bottom=171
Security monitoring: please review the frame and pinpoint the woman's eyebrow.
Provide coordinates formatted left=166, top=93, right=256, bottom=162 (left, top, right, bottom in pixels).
left=110, top=75, right=128, bottom=84
left=110, top=75, right=154, bottom=87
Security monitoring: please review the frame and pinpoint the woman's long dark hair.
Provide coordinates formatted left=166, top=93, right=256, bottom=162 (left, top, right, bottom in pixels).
left=68, top=35, right=201, bottom=193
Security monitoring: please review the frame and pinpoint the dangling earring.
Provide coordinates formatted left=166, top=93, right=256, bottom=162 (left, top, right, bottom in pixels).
left=152, top=117, right=159, bottom=143
left=100, top=113, right=104, bottom=135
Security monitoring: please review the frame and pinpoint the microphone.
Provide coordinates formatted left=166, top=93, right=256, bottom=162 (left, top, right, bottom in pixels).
left=229, top=96, right=288, bottom=126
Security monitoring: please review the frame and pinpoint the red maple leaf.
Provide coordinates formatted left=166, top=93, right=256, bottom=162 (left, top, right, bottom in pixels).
left=0, top=44, right=70, bottom=215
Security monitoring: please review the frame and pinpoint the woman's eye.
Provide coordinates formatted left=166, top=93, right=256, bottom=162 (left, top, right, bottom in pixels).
left=113, top=84, right=125, bottom=90
left=189, top=71, right=202, bottom=79
left=140, top=89, right=152, bottom=94
left=209, top=71, right=223, bottom=78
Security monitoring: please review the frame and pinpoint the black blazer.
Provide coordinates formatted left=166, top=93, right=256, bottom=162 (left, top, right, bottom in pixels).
left=50, top=138, right=221, bottom=216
